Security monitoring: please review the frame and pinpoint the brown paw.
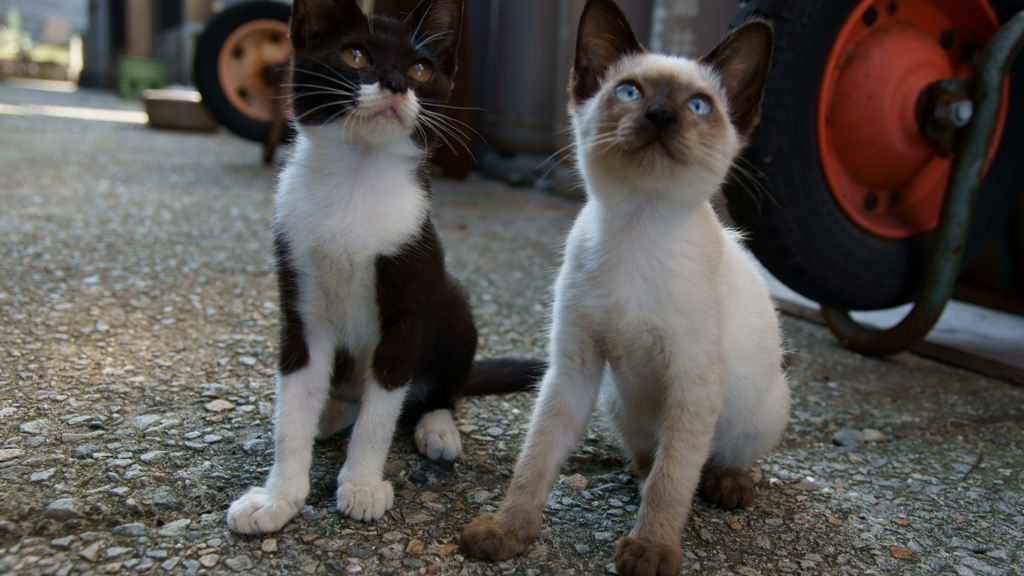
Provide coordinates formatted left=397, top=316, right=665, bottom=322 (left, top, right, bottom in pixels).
left=460, top=512, right=536, bottom=561
left=698, top=465, right=754, bottom=510
left=613, top=536, right=683, bottom=576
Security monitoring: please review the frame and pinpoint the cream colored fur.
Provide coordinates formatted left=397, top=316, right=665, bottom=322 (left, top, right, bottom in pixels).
left=463, top=48, right=789, bottom=572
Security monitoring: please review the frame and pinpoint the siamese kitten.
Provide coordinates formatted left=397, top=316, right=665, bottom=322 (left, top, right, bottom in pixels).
left=460, top=1, right=789, bottom=574
left=227, top=0, right=542, bottom=534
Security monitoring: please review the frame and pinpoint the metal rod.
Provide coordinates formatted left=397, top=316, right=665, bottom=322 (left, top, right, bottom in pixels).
left=821, top=10, right=1024, bottom=356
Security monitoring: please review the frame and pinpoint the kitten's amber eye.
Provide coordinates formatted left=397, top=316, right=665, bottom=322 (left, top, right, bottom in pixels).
left=408, top=61, right=433, bottom=82
left=687, top=96, right=712, bottom=115
left=615, top=83, right=643, bottom=101
left=342, top=47, right=370, bottom=69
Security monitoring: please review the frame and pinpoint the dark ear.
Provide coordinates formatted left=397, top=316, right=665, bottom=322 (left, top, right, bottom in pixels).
left=700, top=20, right=773, bottom=137
left=290, top=0, right=368, bottom=51
left=405, top=0, right=464, bottom=75
left=572, top=0, right=643, bottom=103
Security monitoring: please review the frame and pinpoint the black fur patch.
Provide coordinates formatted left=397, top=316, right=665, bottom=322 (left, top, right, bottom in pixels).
left=275, top=229, right=309, bottom=375
left=372, top=217, right=543, bottom=428
left=372, top=218, right=476, bottom=393
left=330, top=347, right=356, bottom=387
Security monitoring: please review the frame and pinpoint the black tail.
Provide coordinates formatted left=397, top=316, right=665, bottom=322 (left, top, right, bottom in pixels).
left=463, top=358, right=546, bottom=395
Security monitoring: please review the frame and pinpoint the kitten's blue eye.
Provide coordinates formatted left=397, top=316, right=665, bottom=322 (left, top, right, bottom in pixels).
left=615, top=83, right=643, bottom=101
left=687, top=96, right=712, bottom=115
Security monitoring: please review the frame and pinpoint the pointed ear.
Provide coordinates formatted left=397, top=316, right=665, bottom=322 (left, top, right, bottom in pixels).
left=405, top=0, right=464, bottom=75
left=572, top=0, right=643, bottom=104
left=290, top=0, right=368, bottom=51
left=700, top=20, right=773, bottom=137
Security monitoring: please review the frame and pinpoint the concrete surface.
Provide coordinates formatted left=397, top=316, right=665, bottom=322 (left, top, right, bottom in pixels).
left=1, top=83, right=1022, bottom=576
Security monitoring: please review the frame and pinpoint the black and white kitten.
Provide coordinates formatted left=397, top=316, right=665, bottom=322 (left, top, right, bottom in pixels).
left=227, top=0, right=541, bottom=534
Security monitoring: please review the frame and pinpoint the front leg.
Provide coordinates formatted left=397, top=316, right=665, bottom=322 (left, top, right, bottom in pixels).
left=335, top=378, right=409, bottom=522
left=461, top=324, right=604, bottom=560
left=614, top=364, right=723, bottom=576
left=227, top=329, right=335, bottom=534
left=335, top=314, right=420, bottom=522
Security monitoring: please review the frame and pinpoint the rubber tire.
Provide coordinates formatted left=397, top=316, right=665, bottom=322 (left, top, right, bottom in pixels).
left=194, top=1, right=292, bottom=142
left=724, top=0, right=1024, bottom=310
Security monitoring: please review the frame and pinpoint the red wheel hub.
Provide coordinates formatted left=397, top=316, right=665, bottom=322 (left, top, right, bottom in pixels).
left=217, top=19, right=292, bottom=123
left=817, top=0, right=1006, bottom=239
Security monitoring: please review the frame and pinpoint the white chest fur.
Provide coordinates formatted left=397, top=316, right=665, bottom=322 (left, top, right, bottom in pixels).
left=275, top=134, right=428, bottom=350
left=560, top=198, right=724, bottom=333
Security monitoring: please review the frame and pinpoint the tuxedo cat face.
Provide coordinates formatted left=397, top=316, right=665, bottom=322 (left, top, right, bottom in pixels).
left=570, top=0, right=771, bottom=189
left=288, top=0, right=463, bottom=147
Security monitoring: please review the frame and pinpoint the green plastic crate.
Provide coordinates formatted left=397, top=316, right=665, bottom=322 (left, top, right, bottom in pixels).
left=118, top=57, right=166, bottom=100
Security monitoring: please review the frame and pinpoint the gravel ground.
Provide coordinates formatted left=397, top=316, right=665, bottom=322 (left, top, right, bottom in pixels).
left=1, top=84, right=1022, bottom=576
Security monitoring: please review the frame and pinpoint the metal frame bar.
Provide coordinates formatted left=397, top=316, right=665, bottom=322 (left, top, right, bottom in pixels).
left=822, top=10, right=1024, bottom=356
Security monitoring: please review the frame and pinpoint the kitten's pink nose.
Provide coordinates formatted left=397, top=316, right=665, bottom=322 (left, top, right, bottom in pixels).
left=645, top=102, right=677, bottom=129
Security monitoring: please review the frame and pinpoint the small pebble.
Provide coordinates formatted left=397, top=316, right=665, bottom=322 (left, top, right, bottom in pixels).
left=402, top=558, right=425, bottom=570
left=134, top=415, right=160, bottom=428
left=832, top=429, right=865, bottom=447
left=862, top=429, right=887, bottom=442
left=0, top=448, right=25, bottom=462
left=139, top=450, right=167, bottom=463
left=45, top=498, right=83, bottom=520
left=563, top=474, right=588, bottom=490
left=105, top=546, right=134, bottom=559
left=51, top=536, right=75, bottom=549
left=157, top=519, right=191, bottom=537
left=19, top=418, right=52, bottom=434
left=467, top=490, right=494, bottom=504
left=404, top=512, right=431, bottom=525
left=204, top=400, right=235, bottom=412
left=406, top=539, right=425, bottom=554
left=347, top=547, right=372, bottom=559
left=224, top=555, right=254, bottom=572
left=112, top=523, right=145, bottom=537
left=80, top=543, right=101, bottom=562
left=73, top=444, right=101, bottom=457
left=29, top=467, right=57, bottom=482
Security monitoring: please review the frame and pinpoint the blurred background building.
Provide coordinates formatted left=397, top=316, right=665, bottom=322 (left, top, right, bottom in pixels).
left=0, top=0, right=741, bottom=153
left=0, top=0, right=88, bottom=80
left=79, top=0, right=219, bottom=88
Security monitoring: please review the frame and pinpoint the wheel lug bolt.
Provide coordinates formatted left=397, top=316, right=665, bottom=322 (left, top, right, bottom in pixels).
left=864, top=192, right=879, bottom=211
left=863, top=7, right=878, bottom=26
left=934, top=99, right=974, bottom=128
left=940, top=29, right=955, bottom=49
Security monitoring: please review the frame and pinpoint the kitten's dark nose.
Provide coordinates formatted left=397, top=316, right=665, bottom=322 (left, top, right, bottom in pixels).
left=380, top=71, right=406, bottom=94
left=645, top=102, right=677, bottom=129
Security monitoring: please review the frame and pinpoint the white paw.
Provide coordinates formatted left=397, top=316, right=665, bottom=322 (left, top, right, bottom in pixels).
left=227, top=487, right=303, bottom=534
left=336, top=480, right=394, bottom=522
left=414, top=409, right=462, bottom=461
